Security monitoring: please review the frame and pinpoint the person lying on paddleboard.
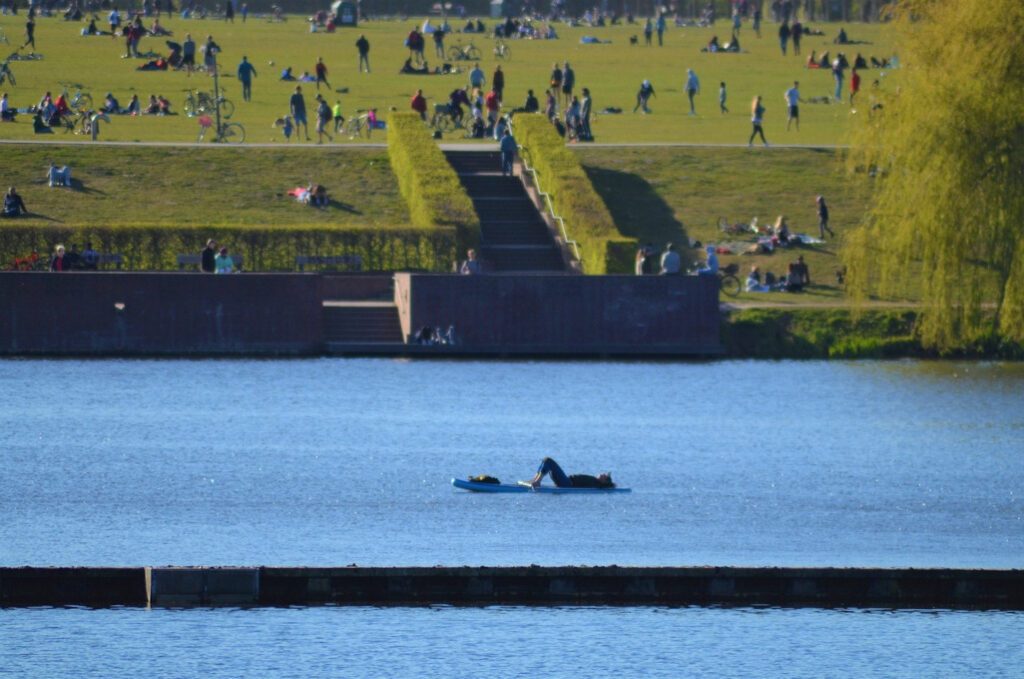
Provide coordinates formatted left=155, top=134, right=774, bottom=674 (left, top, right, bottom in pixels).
left=527, top=457, right=615, bottom=489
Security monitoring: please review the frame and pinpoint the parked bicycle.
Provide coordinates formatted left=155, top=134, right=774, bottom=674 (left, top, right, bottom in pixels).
left=58, top=82, right=93, bottom=111
left=344, top=109, right=384, bottom=139
left=493, top=39, right=511, bottom=60
left=446, top=40, right=480, bottom=61
left=197, top=113, right=245, bottom=143
left=183, top=89, right=234, bottom=119
left=0, top=54, right=14, bottom=87
left=430, top=104, right=467, bottom=134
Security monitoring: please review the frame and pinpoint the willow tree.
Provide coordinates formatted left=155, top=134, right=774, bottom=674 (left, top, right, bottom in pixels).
left=844, top=0, right=1024, bottom=350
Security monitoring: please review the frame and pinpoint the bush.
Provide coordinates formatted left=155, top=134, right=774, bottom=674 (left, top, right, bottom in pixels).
left=0, top=223, right=456, bottom=271
left=512, top=114, right=636, bottom=274
left=387, top=112, right=480, bottom=257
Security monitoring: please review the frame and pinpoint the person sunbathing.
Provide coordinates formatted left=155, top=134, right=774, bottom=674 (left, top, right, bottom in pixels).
left=526, top=457, right=615, bottom=489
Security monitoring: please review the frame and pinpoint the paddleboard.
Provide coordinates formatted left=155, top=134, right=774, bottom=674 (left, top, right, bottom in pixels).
left=451, top=478, right=631, bottom=493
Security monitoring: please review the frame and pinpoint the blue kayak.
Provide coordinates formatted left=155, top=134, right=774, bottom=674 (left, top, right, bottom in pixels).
left=451, top=478, right=631, bottom=494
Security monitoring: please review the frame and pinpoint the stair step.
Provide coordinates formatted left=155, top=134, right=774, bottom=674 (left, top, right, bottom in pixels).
left=323, top=305, right=403, bottom=343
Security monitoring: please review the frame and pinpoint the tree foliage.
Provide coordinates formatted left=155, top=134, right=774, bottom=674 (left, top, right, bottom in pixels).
left=844, top=0, right=1024, bottom=349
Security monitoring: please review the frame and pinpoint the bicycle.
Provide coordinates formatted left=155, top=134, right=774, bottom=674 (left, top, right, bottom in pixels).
left=446, top=40, right=480, bottom=61
left=493, top=39, right=511, bottom=60
left=183, top=89, right=234, bottom=119
left=197, top=113, right=245, bottom=143
left=430, top=104, right=467, bottom=134
left=344, top=109, right=384, bottom=139
left=0, top=55, right=14, bottom=87
left=59, top=82, right=93, bottom=111
left=715, top=262, right=742, bottom=296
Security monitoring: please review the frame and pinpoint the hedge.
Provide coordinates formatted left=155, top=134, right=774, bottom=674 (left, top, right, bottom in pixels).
left=0, top=224, right=456, bottom=272
left=387, top=112, right=480, bottom=258
left=512, top=114, right=636, bottom=274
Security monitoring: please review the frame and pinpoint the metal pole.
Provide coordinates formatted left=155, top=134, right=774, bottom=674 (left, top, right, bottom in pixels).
left=213, top=57, right=221, bottom=141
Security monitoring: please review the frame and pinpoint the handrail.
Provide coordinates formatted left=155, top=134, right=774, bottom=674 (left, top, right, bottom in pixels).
left=517, top=150, right=581, bottom=264
left=506, top=121, right=581, bottom=265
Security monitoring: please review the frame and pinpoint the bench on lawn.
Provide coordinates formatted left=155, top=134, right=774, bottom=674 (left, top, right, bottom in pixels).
left=94, top=253, right=124, bottom=270
left=295, top=254, right=363, bottom=272
left=177, top=253, right=244, bottom=271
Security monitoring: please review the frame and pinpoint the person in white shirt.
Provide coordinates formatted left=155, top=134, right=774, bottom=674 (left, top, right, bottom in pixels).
left=785, top=81, right=801, bottom=131
left=659, top=242, right=681, bottom=275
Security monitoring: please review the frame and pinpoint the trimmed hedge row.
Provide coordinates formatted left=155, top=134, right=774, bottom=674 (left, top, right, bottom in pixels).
left=387, top=112, right=480, bottom=257
left=512, top=114, right=636, bottom=274
left=0, top=224, right=456, bottom=272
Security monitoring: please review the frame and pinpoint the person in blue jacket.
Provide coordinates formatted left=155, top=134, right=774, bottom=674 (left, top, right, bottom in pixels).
left=499, top=128, right=517, bottom=176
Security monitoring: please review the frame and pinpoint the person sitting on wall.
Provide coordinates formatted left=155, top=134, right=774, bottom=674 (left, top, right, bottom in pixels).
left=526, top=457, right=615, bottom=489
left=460, top=248, right=481, bottom=274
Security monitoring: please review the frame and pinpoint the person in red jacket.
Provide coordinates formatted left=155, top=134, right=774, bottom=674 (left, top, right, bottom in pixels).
left=315, top=57, right=330, bottom=91
left=484, top=89, right=500, bottom=130
left=850, top=68, right=862, bottom=109
left=411, top=89, right=427, bottom=120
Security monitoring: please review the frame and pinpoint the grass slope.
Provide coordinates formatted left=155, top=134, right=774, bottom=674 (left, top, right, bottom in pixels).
left=580, top=145, right=873, bottom=301
left=0, top=16, right=899, bottom=144
left=0, top=144, right=408, bottom=227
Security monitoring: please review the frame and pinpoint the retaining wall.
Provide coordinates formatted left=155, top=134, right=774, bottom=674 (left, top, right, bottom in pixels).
left=0, top=272, right=324, bottom=355
left=394, top=273, right=722, bottom=355
left=3, top=567, right=1022, bottom=609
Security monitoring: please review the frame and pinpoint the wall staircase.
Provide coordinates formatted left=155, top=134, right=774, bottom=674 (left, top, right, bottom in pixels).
left=444, top=150, right=569, bottom=273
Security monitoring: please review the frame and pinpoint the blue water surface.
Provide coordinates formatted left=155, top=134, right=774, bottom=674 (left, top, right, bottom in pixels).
left=1, top=358, right=1021, bottom=568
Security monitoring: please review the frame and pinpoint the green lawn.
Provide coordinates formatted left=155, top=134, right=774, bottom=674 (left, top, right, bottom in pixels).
left=0, top=15, right=900, bottom=144
left=580, top=145, right=873, bottom=301
left=0, top=144, right=408, bottom=228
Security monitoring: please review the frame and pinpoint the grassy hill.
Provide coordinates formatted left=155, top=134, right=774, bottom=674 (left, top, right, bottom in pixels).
left=0, top=15, right=900, bottom=144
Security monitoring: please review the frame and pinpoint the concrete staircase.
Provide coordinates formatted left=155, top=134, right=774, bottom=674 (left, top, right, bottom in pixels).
left=445, top=150, right=568, bottom=273
left=323, top=301, right=403, bottom=344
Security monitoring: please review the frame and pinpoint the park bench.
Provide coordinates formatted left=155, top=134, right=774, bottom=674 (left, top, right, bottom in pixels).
left=96, top=253, right=124, bottom=270
left=177, top=253, right=243, bottom=271
left=295, top=254, right=363, bottom=272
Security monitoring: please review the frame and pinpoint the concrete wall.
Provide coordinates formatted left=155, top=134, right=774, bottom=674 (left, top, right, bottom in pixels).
left=0, top=272, right=324, bottom=355
left=394, top=273, right=721, bottom=355
left=3, top=566, right=1022, bottom=609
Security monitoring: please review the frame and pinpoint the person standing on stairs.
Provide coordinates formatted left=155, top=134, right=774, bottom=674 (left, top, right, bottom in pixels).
left=499, top=128, right=518, bottom=177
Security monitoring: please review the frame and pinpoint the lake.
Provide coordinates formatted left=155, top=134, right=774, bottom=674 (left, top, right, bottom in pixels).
left=1, top=358, right=1022, bottom=676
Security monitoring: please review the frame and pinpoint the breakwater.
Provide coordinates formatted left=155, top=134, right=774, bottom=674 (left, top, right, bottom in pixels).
left=3, top=566, right=1022, bottom=610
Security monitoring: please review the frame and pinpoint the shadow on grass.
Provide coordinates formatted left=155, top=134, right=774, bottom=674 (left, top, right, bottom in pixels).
left=583, top=165, right=689, bottom=250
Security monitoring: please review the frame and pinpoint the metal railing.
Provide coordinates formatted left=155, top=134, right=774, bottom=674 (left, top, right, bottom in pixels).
left=509, top=132, right=582, bottom=266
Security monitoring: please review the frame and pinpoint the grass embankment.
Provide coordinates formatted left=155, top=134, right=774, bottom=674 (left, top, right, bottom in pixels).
left=0, top=17, right=900, bottom=144
left=723, top=308, right=1024, bottom=359
left=514, top=113, right=633, bottom=273
left=0, top=144, right=449, bottom=270
left=580, top=145, right=876, bottom=302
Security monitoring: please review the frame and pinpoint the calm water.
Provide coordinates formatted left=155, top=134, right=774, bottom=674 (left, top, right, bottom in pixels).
left=2, top=359, right=1022, bottom=676
left=2, top=359, right=1021, bottom=568
left=2, top=605, right=1022, bottom=678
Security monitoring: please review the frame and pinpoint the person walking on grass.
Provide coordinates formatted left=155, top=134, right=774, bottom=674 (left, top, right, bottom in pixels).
left=778, top=20, right=790, bottom=56
left=749, top=95, right=769, bottom=146
left=719, top=81, right=728, bottom=114
left=237, top=56, right=257, bottom=102
left=183, top=33, right=196, bottom=76
left=290, top=85, right=310, bottom=140
left=315, top=93, right=333, bottom=143
left=784, top=80, right=801, bottom=131
left=315, top=57, right=330, bottom=91
left=22, top=15, right=36, bottom=51
left=816, top=195, right=834, bottom=239
left=684, top=68, right=700, bottom=115
left=333, top=99, right=344, bottom=133
left=356, top=34, right=370, bottom=73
